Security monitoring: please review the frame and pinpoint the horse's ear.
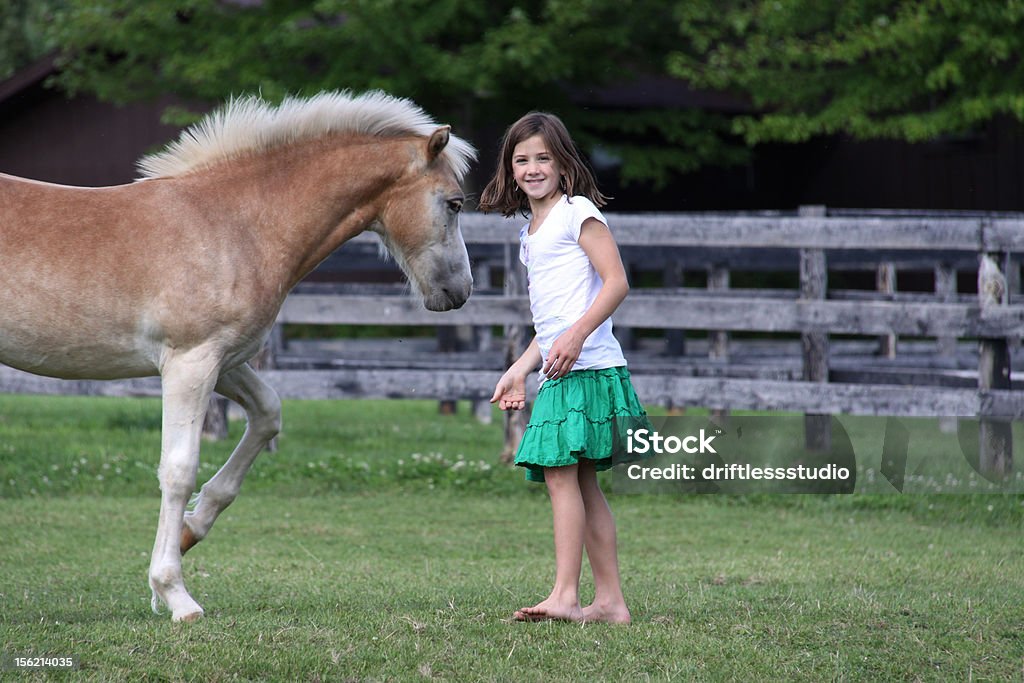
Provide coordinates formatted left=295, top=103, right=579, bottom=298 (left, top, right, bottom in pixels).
left=427, top=125, right=450, bottom=162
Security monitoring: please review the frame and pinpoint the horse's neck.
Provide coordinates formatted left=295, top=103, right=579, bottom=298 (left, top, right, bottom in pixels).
left=183, top=138, right=407, bottom=293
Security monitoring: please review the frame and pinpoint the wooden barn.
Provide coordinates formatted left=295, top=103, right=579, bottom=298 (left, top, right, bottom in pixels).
left=0, top=55, right=180, bottom=187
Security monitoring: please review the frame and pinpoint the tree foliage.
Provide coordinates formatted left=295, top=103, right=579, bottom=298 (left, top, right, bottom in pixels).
left=47, top=0, right=742, bottom=186
left=670, top=0, right=1024, bottom=144
left=13, top=1, right=1021, bottom=185
left=0, top=0, right=66, bottom=79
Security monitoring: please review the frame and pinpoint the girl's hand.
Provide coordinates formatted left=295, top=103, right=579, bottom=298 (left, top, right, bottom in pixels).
left=543, top=328, right=585, bottom=380
left=490, top=369, right=527, bottom=410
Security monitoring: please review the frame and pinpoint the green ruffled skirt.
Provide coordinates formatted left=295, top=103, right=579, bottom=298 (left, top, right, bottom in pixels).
left=515, top=366, right=653, bottom=482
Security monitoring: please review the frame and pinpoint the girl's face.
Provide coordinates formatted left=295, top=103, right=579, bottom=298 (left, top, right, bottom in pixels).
left=512, top=134, right=564, bottom=204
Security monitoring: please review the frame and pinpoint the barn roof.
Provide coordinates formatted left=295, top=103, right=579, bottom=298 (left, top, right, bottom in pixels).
left=0, top=54, right=58, bottom=105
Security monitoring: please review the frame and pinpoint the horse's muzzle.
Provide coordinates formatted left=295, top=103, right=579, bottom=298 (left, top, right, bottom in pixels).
left=424, top=283, right=471, bottom=312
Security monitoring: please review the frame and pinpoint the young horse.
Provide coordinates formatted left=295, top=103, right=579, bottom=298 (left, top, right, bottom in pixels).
left=0, top=91, right=476, bottom=621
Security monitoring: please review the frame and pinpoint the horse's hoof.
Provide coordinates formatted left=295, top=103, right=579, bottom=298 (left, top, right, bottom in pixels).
left=173, top=608, right=204, bottom=623
left=180, top=526, right=199, bottom=555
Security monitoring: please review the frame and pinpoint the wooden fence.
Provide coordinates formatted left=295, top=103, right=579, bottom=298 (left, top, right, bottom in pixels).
left=2, top=208, right=1022, bottom=471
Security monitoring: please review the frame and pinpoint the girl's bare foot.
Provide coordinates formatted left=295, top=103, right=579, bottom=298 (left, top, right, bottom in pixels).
left=581, top=602, right=631, bottom=624
left=513, top=598, right=584, bottom=622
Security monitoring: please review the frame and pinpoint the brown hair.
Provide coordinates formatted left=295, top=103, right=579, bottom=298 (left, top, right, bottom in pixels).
left=478, top=112, right=609, bottom=217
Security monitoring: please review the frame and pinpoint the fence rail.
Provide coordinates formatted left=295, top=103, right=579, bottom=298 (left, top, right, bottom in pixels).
left=3, top=366, right=1022, bottom=417
left=279, top=292, right=1024, bottom=338
left=345, top=212, right=1024, bottom=249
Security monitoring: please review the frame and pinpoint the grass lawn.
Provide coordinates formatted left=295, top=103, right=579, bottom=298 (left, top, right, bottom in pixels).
left=1, top=395, right=1023, bottom=681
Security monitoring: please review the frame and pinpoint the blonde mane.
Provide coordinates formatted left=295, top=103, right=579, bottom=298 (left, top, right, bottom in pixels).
left=136, top=90, right=476, bottom=180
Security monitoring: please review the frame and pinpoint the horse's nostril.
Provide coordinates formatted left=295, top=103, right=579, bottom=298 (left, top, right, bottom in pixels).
left=440, top=286, right=469, bottom=310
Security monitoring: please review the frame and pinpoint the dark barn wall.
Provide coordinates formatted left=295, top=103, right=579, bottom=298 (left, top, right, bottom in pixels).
left=798, top=118, right=1024, bottom=211
left=600, top=116, right=1024, bottom=213
left=0, top=73, right=180, bottom=187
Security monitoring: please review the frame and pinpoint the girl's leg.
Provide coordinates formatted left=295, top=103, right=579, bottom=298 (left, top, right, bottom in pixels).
left=577, top=462, right=631, bottom=624
left=514, top=464, right=585, bottom=621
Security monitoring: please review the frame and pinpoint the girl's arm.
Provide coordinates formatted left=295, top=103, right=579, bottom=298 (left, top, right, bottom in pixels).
left=490, top=336, right=541, bottom=410
left=543, top=217, right=629, bottom=379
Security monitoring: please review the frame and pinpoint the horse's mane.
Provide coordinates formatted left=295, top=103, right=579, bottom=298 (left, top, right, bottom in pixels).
left=136, top=90, right=476, bottom=180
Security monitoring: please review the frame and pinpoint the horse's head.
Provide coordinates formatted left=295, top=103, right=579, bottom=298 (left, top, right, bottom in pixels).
left=374, top=126, right=474, bottom=311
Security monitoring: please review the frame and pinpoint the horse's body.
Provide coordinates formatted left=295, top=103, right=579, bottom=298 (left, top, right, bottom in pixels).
left=0, top=92, right=475, bottom=621
left=1, top=174, right=265, bottom=379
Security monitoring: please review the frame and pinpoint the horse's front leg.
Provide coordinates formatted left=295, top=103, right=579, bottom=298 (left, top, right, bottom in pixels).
left=181, top=363, right=281, bottom=554
left=149, top=346, right=221, bottom=622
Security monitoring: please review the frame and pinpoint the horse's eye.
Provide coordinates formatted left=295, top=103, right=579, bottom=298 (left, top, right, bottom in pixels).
left=447, top=199, right=464, bottom=214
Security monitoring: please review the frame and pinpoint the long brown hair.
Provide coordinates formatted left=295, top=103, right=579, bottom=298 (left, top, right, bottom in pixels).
left=478, top=112, right=609, bottom=217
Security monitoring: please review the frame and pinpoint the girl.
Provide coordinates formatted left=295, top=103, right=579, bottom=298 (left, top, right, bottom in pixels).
left=479, top=112, right=650, bottom=624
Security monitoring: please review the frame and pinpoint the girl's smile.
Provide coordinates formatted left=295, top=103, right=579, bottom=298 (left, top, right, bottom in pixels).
left=513, top=135, right=564, bottom=206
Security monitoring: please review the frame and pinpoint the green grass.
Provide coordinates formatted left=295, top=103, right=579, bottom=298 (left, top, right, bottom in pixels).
left=3, top=493, right=1023, bottom=681
left=1, top=395, right=1023, bottom=681
left=0, top=395, right=517, bottom=498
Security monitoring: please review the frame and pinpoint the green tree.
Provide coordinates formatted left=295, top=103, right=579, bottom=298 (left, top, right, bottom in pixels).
left=670, top=0, right=1024, bottom=144
left=0, top=0, right=66, bottom=79
left=23, top=1, right=1024, bottom=186
left=49, top=0, right=745, bottom=186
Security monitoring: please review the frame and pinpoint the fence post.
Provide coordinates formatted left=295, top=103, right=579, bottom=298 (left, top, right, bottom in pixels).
left=202, top=396, right=230, bottom=441
left=501, top=241, right=531, bottom=464
left=934, top=262, right=958, bottom=432
left=708, top=263, right=730, bottom=361
left=615, top=258, right=636, bottom=352
left=264, top=323, right=284, bottom=368
left=977, top=252, right=1012, bottom=476
left=876, top=262, right=897, bottom=358
left=663, top=261, right=686, bottom=356
left=708, top=262, right=730, bottom=421
left=471, top=260, right=494, bottom=424
left=1006, top=251, right=1022, bottom=354
left=437, top=326, right=459, bottom=415
left=799, top=205, right=830, bottom=452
